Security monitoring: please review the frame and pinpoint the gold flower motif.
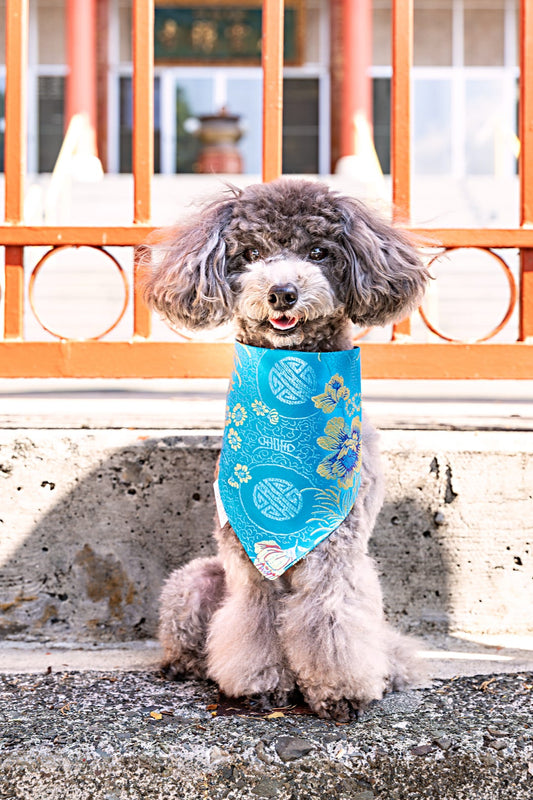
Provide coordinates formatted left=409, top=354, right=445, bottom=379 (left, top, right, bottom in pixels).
left=317, top=416, right=362, bottom=489
left=234, top=463, right=251, bottom=483
left=231, top=403, right=248, bottom=426
left=252, top=399, right=269, bottom=416
left=346, top=394, right=362, bottom=417
left=312, top=375, right=350, bottom=413
left=227, top=427, right=242, bottom=450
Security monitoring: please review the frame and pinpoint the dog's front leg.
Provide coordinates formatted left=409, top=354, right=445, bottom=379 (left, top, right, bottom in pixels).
left=280, top=534, right=390, bottom=721
left=206, top=528, right=295, bottom=707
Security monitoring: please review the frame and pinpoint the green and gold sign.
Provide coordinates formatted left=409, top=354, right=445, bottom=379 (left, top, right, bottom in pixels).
left=154, top=2, right=303, bottom=65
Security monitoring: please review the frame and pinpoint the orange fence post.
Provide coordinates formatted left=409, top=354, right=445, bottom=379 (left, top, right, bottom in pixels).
left=4, top=246, right=24, bottom=340
left=519, top=0, right=533, bottom=342
left=262, top=0, right=284, bottom=182
left=4, top=0, right=29, bottom=340
left=391, top=0, right=412, bottom=223
left=132, top=0, right=154, bottom=339
left=520, top=253, right=533, bottom=342
left=391, top=0, right=413, bottom=339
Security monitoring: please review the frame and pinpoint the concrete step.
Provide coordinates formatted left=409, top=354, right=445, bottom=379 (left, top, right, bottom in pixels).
left=0, top=423, right=531, bottom=643
left=0, top=664, right=532, bottom=800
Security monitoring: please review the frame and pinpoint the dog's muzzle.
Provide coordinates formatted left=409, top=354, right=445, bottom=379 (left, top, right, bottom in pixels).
left=267, top=283, right=301, bottom=331
left=267, top=283, right=298, bottom=311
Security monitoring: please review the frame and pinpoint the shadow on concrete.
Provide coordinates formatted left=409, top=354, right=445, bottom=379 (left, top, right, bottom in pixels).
left=0, top=431, right=524, bottom=649
left=0, top=436, right=219, bottom=643
left=372, top=496, right=452, bottom=635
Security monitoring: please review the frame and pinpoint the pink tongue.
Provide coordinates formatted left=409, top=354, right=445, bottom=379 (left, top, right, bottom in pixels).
left=270, top=316, right=298, bottom=330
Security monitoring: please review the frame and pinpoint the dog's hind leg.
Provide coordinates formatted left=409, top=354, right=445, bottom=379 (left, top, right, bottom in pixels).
left=159, top=556, right=226, bottom=680
left=384, top=626, right=422, bottom=692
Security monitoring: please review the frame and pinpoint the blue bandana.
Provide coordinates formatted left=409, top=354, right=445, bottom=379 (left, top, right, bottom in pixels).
left=216, top=343, right=362, bottom=580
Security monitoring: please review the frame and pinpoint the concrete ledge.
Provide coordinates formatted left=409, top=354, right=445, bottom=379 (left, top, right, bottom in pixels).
left=1, top=668, right=532, bottom=800
left=1, top=428, right=531, bottom=643
left=1, top=634, right=533, bottom=680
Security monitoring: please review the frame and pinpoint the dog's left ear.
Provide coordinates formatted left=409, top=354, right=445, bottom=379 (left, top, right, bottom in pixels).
left=334, top=195, right=428, bottom=328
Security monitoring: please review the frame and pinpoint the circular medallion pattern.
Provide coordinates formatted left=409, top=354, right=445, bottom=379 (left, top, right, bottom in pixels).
left=253, top=478, right=303, bottom=521
left=268, top=357, right=317, bottom=405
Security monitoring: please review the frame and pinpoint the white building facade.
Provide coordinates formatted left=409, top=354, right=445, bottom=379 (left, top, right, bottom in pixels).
left=0, top=0, right=521, bottom=178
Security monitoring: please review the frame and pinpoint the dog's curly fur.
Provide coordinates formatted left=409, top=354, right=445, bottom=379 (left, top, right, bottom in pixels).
left=143, top=179, right=429, bottom=721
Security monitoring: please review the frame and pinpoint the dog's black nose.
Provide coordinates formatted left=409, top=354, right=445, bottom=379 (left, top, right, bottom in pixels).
left=267, top=284, right=298, bottom=310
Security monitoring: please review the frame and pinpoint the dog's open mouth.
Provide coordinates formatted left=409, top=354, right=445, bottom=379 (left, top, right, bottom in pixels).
left=269, top=314, right=300, bottom=332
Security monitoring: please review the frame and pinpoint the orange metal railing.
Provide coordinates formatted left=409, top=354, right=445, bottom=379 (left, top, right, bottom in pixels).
left=1, top=0, right=532, bottom=379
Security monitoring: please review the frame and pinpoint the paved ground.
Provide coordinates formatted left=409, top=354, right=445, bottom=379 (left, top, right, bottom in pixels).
left=0, top=668, right=532, bottom=799
left=1, top=378, right=532, bottom=431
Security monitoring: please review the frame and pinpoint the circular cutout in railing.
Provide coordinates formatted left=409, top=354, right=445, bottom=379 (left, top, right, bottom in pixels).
left=419, top=247, right=518, bottom=343
left=29, top=246, right=130, bottom=340
left=351, top=324, right=396, bottom=343
left=149, top=312, right=236, bottom=343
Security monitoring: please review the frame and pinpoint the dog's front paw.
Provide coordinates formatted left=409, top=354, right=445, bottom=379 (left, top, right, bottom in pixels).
left=301, top=676, right=385, bottom=722
left=245, top=685, right=295, bottom=713
left=209, top=660, right=295, bottom=704
left=312, top=696, right=361, bottom=722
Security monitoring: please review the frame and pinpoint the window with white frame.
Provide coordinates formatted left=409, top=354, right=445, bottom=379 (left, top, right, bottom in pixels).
left=0, top=0, right=521, bottom=178
left=111, top=0, right=330, bottom=175
left=372, top=0, right=519, bottom=177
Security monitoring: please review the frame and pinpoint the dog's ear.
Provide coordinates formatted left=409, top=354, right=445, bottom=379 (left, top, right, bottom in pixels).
left=334, top=195, right=428, bottom=328
left=141, top=194, right=238, bottom=330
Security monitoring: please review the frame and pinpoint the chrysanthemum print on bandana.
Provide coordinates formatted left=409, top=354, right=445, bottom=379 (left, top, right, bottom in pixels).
left=217, top=343, right=362, bottom=579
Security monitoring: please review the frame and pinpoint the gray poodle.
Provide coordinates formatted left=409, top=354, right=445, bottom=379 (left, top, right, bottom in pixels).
left=143, top=179, right=428, bottom=720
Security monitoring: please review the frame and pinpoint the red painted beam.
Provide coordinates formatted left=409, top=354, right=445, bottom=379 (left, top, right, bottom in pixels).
left=65, top=0, right=97, bottom=132
left=341, top=0, right=373, bottom=157
left=262, top=0, right=285, bottom=181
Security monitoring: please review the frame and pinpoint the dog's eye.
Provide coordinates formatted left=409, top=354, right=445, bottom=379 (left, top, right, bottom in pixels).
left=243, top=248, right=261, bottom=263
left=309, top=247, right=328, bottom=262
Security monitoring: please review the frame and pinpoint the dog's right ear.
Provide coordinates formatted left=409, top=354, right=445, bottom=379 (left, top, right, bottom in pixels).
left=141, top=195, right=237, bottom=330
